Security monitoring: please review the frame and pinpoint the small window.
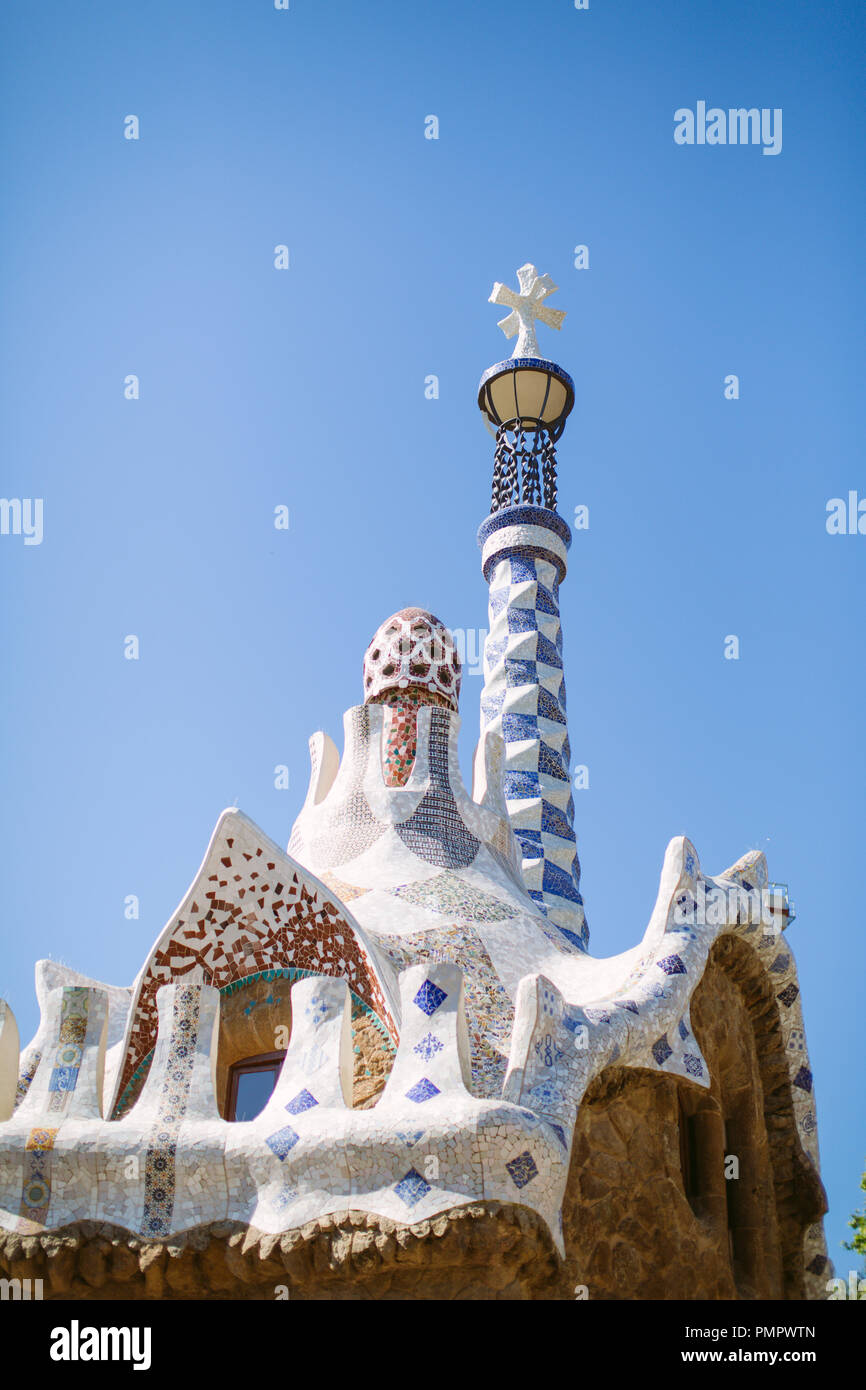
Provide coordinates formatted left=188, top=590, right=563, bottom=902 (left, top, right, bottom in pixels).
left=678, top=1092, right=700, bottom=1206
left=724, top=1118, right=745, bottom=1280
left=227, top=1051, right=285, bottom=1121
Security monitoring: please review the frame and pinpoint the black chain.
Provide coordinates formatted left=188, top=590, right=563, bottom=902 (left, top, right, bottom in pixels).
left=492, top=426, right=519, bottom=510
left=541, top=430, right=558, bottom=511
left=521, top=431, right=542, bottom=506
left=490, top=421, right=558, bottom=514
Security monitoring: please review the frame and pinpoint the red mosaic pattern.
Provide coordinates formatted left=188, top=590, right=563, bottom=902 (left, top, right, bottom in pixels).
left=117, top=830, right=398, bottom=1104
left=382, top=700, right=418, bottom=787
left=372, top=686, right=453, bottom=789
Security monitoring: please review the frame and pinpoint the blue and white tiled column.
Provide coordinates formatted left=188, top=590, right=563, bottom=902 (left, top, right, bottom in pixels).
left=478, top=505, right=588, bottom=951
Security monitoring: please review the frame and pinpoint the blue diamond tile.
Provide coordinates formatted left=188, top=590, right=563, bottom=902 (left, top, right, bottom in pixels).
left=413, top=1032, right=444, bottom=1062
left=506, top=1151, right=538, bottom=1190
left=528, top=1078, right=563, bottom=1108
left=508, top=556, right=537, bottom=584
left=548, top=1122, right=568, bottom=1150
left=615, top=998, right=640, bottom=1015
left=535, top=634, right=562, bottom=670
left=657, top=953, right=686, bottom=976
left=515, top=830, right=543, bottom=858
left=536, top=686, right=566, bottom=723
left=504, top=769, right=542, bottom=800
left=678, top=1018, right=689, bottom=1041
left=502, top=711, right=541, bottom=741
left=557, top=926, right=586, bottom=951
left=506, top=606, right=540, bottom=634
left=489, top=587, right=509, bottom=618
left=405, top=1077, right=441, bottom=1104
left=394, top=1168, right=431, bottom=1209
left=266, top=1124, right=300, bottom=1160
left=652, top=1035, right=673, bottom=1066
left=395, top=1130, right=425, bottom=1148
left=285, top=1088, right=318, bottom=1115
left=481, top=693, right=505, bottom=723
left=413, top=979, right=447, bottom=1016
left=542, top=859, right=582, bottom=903
left=538, top=742, right=568, bottom=781
left=539, top=800, right=574, bottom=839
left=793, top=1065, right=813, bottom=1093
left=505, top=657, right=537, bottom=687
left=533, top=584, right=559, bottom=616
left=683, top=1053, right=703, bottom=1078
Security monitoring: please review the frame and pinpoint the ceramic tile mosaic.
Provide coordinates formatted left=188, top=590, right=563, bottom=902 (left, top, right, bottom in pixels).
left=368, top=924, right=512, bottom=1094
left=13, top=962, right=132, bottom=1117
left=393, top=711, right=482, bottom=869
left=0, top=833, right=830, bottom=1290
left=392, top=871, right=520, bottom=921
left=0, top=560, right=830, bottom=1294
left=13, top=1052, right=39, bottom=1111
left=382, top=699, right=419, bottom=787
left=138, top=984, right=207, bottom=1237
left=0, top=985, right=109, bottom=1233
left=112, top=810, right=399, bottom=1109
left=363, top=610, right=461, bottom=710
left=373, top=686, right=454, bottom=788
left=286, top=692, right=577, bottom=1089
left=476, top=506, right=588, bottom=951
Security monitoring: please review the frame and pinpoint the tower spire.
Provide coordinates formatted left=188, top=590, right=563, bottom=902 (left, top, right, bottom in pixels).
left=476, top=264, right=588, bottom=951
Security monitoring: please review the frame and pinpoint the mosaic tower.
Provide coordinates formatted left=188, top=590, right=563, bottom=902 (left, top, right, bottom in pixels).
left=0, top=259, right=830, bottom=1303
left=476, top=265, right=587, bottom=950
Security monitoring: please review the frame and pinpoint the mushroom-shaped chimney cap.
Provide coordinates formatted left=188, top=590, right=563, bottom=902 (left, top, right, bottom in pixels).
left=363, top=608, right=461, bottom=711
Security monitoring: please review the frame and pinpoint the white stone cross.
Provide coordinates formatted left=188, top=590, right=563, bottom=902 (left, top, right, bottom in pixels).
left=489, top=263, right=566, bottom=359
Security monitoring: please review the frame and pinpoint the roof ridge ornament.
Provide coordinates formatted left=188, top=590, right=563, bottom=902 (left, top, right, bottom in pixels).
left=489, top=262, right=566, bottom=360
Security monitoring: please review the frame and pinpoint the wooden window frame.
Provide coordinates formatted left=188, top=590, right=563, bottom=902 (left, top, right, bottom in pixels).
left=226, top=1050, right=286, bottom=1121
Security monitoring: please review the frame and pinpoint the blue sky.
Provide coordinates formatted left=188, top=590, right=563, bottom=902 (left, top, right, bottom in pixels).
left=1, top=0, right=863, bottom=1269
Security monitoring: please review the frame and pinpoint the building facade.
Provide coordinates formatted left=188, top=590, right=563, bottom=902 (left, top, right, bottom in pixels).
left=0, top=267, right=829, bottom=1300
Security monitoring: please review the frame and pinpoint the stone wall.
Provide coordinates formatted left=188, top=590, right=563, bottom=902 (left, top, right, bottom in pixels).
left=0, top=1206, right=559, bottom=1301
left=558, top=934, right=826, bottom=1300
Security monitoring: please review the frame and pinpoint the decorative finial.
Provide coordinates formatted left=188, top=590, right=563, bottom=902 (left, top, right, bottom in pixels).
left=488, top=263, right=566, bottom=359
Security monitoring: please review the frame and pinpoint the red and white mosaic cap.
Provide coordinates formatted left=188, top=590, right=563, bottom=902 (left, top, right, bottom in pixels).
left=363, top=608, right=461, bottom=711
